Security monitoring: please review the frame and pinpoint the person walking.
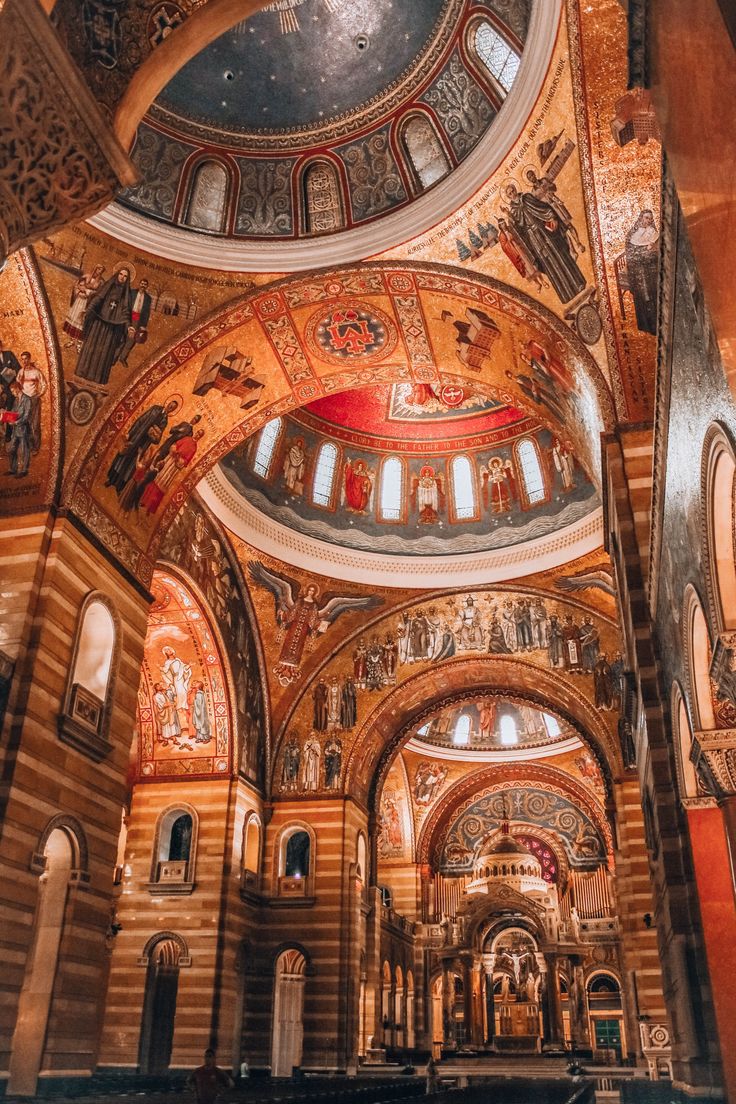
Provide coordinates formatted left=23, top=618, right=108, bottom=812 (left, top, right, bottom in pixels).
left=188, top=1048, right=233, bottom=1104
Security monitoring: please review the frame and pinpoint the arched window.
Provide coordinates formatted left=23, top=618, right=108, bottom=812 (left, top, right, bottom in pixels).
left=303, top=161, right=344, bottom=234
left=285, top=831, right=310, bottom=877
left=151, top=806, right=198, bottom=891
left=380, top=457, right=404, bottom=520
left=453, top=712, right=472, bottom=746
left=686, top=589, right=716, bottom=730
left=184, top=160, right=229, bottom=233
left=253, top=418, right=282, bottom=478
left=543, top=713, right=561, bottom=738
left=474, top=21, right=521, bottom=94
left=451, top=455, right=477, bottom=519
left=356, top=833, right=368, bottom=885
left=279, top=826, right=314, bottom=896
left=60, top=595, right=118, bottom=761
left=500, top=714, right=518, bottom=745
left=400, top=114, right=451, bottom=193
left=243, top=815, right=261, bottom=873
left=673, top=684, right=699, bottom=800
left=312, top=442, right=339, bottom=507
left=378, top=884, right=393, bottom=909
left=139, top=936, right=185, bottom=1074
left=704, top=426, right=736, bottom=631
left=515, top=438, right=547, bottom=506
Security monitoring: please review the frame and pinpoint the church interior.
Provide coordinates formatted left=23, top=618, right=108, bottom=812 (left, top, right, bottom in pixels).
left=1, top=0, right=736, bottom=1100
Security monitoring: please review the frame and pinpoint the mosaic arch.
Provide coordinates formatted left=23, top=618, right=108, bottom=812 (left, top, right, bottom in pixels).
left=136, top=567, right=233, bottom=780
left=274, top=649, right=622, bottom=805
left=266, top=582, right=621, bottom=792
left=66, top=262, right=615, bottom=585
left=416, top=762, right=611, bottom=871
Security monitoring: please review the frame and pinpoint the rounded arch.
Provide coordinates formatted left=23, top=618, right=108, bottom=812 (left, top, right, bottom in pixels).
left=585, top=967, right=622, bottom=990
left=671, top=680, right=700, bottom=800
left=702, top=422, right=736, bottom=632
left=342, top=655, right=619, bottom=805
left=417, top=761, right=612, bottom=870
left=139, top=930, right=191, bottom=966
left=683, top=585, right=716, bottom=730
left=67, top=262, right=614, bottom=587
left=274, top=821, right=316, bottom=895
left=33, top=813, right=88, bottom=876
left=176, top=152, right=239, bottom=234
left=150, top=803, right=199, bottom=886
left=396, top=109, right=453, bottom=196
left=242, top=812, right=263, bottom=875
left=299, top=156, right=347, bottom=236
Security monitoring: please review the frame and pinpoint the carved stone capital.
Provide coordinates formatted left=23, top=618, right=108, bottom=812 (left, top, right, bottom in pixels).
left=709, top=632, right=736, bottom=697
left=692, top=728, right=736, bottom=797
left=0, top=0, right=136, bottom=262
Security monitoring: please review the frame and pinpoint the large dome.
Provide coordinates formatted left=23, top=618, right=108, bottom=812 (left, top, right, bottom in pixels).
left=115, top=0, right=537, bottom=247
left=215, top=382, right=599, bottom=559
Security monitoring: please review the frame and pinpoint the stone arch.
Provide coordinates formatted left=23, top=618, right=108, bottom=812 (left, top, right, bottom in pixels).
left=139, top=930, right=191, bottom=967
left=671, top=680, right=700, bottom=801
left=417, top=761, right=612, bottom=870
left=65, top=263, right=615, bottom=586
left=33, top=812, right=88, bottom=876
left=702, top=421, right=736, bottom=632
left=342, top=654, right=620, bottom=805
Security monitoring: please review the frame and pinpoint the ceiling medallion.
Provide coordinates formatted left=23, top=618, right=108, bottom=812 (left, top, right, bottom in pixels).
left=305, top=301, right=398, bottom=364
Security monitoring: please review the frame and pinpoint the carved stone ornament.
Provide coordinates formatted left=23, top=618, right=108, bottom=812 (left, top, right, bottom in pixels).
left=0, top=0, right=136, bottom=262
left=709, top=631, right=736, bottom=701
left=691, top=727, right=736, bottom=797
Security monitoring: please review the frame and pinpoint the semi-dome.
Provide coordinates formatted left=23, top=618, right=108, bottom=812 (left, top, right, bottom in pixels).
left=114, top=0, right=539, bottom=249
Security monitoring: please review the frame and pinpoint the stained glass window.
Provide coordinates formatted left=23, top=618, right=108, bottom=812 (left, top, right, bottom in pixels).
left=516, top=438, right=546, bottom=504
left=401, top=115, right=451, bottom=192
left=253, top=418, right=282, bottom=478
left=380, top=457, right=404, bottom=520
left=453, top=713, right=471, bottom=745
left=517, top=835, right=558, bottom=882
left=452, top=455, right=476, bottom=518
left=185, top=160, right=228, bottom=233
left=312, top=442, right=338, bottom=506
left=474, top=21, right=521, bottom=94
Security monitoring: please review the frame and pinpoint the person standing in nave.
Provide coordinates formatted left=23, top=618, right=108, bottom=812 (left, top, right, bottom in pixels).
left=188, top=1049, right=233, bottom=1104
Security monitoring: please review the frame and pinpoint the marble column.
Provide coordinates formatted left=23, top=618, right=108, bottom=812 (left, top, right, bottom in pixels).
left=482, top=953, right=496, bottom=1045
left=441, top=959, right=456, bottom=1048
left=568, top=956, right=589, bottom=1050
left=460, top=954, right=474, bottom=1046
left=543, top=953, right=565, bottom=1049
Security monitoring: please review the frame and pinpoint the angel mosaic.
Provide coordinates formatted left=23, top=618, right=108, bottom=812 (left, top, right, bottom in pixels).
left=248, top=560, right=383, bottom=684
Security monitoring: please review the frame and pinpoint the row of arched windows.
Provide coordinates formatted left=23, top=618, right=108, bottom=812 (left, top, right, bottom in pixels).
left=179, top=19, right=520, bottom=236
left=147, top=808, right=368, bottom=898
left=252, top=417, right=549, bottom=521
left=451, top=709, right=561, bottom=746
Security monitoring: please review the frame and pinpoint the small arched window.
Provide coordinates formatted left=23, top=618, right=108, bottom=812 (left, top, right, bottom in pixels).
left=516, top=438, right=547, bottom=506
left=356, top=833, right=368, bottom=885
left=312, top=442, right=339, bottom=507
left=474, top=21, right=521, bottom=94
left=73, top=599, right=115, bottom=701
left=451, top=455, right=476, bottom=519
left=151, top=806, right=198, bottom=891
left=60, top=595, right=117, bottom=761
left=380, top=457, right=404, bottom=520
left=243, top=816, right=261, bottom=873
left=303, top=161, right=344, bottom=234
left=400, top=115, right=451, bottom=193
left=253, top=418, right=283, bottom=479
left=500, top=714, right=518, bottom=745
left=284, top=830, right=311, bottom=878
left=453, top=713, right=472, bottom=746
left=185, top=160, right=229, bottom=233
